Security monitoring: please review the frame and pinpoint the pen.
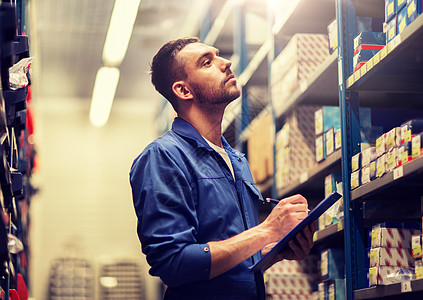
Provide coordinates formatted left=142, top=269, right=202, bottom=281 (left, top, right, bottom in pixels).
left=265, top=198, right=311, bottom=212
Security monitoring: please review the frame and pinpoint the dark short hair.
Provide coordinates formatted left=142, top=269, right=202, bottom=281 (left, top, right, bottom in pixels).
left=150, top=37, right=200, bottom=112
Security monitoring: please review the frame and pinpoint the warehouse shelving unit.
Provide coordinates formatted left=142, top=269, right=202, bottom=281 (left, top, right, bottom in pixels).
left=0, top=1, right=35, bottom=299
left=152, top=0, right=423, bottom=299
left=337, top=0, right=423, bottom=299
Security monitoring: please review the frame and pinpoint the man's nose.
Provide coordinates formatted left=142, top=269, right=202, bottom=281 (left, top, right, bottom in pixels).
left=219, top=56, right=232, bottom=72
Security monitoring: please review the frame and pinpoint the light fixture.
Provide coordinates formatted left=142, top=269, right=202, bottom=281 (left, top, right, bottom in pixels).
left=89, top=67, right=120, bottom=127
left=102, top=0, right=141, bottom=66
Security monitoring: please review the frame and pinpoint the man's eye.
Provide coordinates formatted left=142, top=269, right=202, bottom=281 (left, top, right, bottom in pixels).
left=203, top=60, right=211, bottom=66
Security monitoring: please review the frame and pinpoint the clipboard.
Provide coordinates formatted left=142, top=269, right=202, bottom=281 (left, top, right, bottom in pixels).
left=250, top=192, right=342, bottom=272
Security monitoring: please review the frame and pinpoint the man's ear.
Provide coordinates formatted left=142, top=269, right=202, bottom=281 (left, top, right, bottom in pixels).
left=172, top=81, right=193, bottom=101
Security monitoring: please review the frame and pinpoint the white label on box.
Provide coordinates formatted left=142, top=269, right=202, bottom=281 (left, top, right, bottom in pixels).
left=335, top=129, right=342, bottom=150
left=393, top=166, right=403, bottom=180
left=401, top=281, right=412, bottom=293
left=326, top=128, right=334, bottom=156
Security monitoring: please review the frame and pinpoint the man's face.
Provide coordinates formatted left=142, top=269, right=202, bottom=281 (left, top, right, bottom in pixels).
left=176, top=42, right=241, bottom=107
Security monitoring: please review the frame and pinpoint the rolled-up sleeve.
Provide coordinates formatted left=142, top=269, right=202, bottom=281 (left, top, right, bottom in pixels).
left=130, top=146, right=211, bottom=287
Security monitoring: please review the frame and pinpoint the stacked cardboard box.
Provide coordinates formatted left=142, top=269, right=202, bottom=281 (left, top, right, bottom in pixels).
left=367, top=222, right=421, bottom=286
left=275, top=106, right=318, bottom=190
left=248, top=114, right=275, bottom=183
left=271, top=34, right=329, bottom=111
left=318, top=248, right=345, bottom=300
left=265, top=256, right=319, bottom=299
left=385, top=0, right=422, bottom=44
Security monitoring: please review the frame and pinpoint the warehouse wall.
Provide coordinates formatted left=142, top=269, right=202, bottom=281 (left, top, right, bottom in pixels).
left=30, top=96, right=161, bottom=300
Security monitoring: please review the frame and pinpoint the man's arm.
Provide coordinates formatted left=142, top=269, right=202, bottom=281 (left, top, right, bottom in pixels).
left=208, top=194, right=312, bottom=278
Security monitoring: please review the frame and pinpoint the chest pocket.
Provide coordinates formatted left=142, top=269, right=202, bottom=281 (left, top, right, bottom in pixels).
left=243, top=180, right=264, bottom=203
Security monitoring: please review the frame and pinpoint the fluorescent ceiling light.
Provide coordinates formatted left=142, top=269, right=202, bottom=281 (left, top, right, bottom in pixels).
left=102, top=0, right=141, bottom=66
left=89, top=67, right=120, bottom=127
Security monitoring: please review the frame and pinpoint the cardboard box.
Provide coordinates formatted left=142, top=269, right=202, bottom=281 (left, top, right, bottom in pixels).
left=412, top=235, right=422, bottom=258
left=386, top=16, right=397, bottom=43
left=386, top=127, right=401, bottom=151
left=386, top=147, right=399, bottom=172
left=275, top=106, right=318, bottom=188
left=397, top=5, right=409, bottom=34
left=327, top=19, right=338, bottom=55
left=324, top=173, right=342, bottom=198
left=353, top=49, right=381, bottom=69
left=315, top=106, right=340, bottom=136
left=371, top=223, right=421, bottom=248
left=351, top=170, right=361, bottom=190
left=401, top=119, right=423, bottom=143
left=321, top=248, right=345, bottom=281
left=368, top=265, right=414, bottom=286
left=361, top=166, right=371, bottom=185
left=398, top=141, right=412, bottom=166
left=376, top=154, right=387, bottom=178
left=397, top=0, right=408, bottom=12
left=361, top=147, right=376, bottom=166
left=411, top=133, right=423, bottom=158
left=316, top=135, right=325, bottom=163
left=369, top=247, right=414, bottom=268
left=352, top=152, right=361, bottom=172
left=325, top=128, right=335, bottom=157
left=248, top=114, right=274, bottom=183
left=318, top=282, right=328, bottom=300
left=369, top=159, right=377, bottom=180
left=335, top=129, right=342, bottom=150
left=407, top=0, right=422, bottom=24
left=385, top=0, right=396, bottom=22
left=328, top=279, right=345, bottom=300
left=271, top=34, right=329, bottom=108
left=376, top=134, right=387, bottom=157
left=353, top=31, right=385, bottom=54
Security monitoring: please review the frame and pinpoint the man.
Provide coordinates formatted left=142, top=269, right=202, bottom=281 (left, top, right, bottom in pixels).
left=130, top=37, right=314, bottom=300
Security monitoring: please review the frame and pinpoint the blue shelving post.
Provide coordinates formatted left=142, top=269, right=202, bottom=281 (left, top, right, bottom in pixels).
left=233, top=1, right=249, bottom=139
left=336, top=0, right=367, bottom=299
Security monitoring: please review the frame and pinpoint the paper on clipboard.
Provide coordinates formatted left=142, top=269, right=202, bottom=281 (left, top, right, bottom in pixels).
left=250, top=192, right=342, bottom=272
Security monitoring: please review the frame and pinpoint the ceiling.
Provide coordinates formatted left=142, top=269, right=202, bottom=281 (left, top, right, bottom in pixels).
left=33, top=0, right=209, bottom=103
left=32, top=0, right=269, bottom=114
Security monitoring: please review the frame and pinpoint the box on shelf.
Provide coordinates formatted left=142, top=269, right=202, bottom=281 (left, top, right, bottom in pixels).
left=386, top=15, right=397, bottom=43
left=318, top=282, right=328, bottom=300
left=315, top=134, right=326, bottom=163
left=248, top=114, right=274, bottom=183
left=376, top=133, right=387, bottom=157
left=385, top=0, right=396, bottom=22
left=397, top=0, right=408, bottom=12
left=275, top=106, right=318, bottom=189
left=412, top=235, right=422, bottom=259
left=397, top=5, right=409, bottom=34
left=321, top=248, right=345, bottom=281
left=353, top=49, right=381, bottom=69
left=315, top=106, right=340, bottom=136
left=386, top=147, right=399, bottom=172
left=369, top=247, right=414, bottom=268
left=327, top=19, right=338, bottom=55
left=398, top=141, right=412, bottom=166
left=401, top=119, right=423, bottom=143
left=386, top=127, right=401, bottom=151
left=354, top=32, right=386, bottom=51
left=325, top=128, right=335, bottom=157
left=335, top=129, right=342, bottom=150
left=271, top=34, right=329, bottom=108
left=361, top=147, right=376, bottom=166
left=351, top=170, right=361, bottom=190
left=361, top=165, right=371, bottom=185
left=407, top=0, right=423, bottom=24
left=352, top=152, right=361, bottom=172
left=328, top=279, right=345, bottom=300
left=368, top=265, right=414, bottom=286
left=371, top=223, right=421, bottom=249
left=376, top=153, right=387, bottom=177
left=411, top=133, right=423, bottom=159
left=369, top=159, right=377, bottom=180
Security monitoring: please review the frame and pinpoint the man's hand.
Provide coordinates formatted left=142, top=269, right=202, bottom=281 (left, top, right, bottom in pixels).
left=260, top=218, right=316, bottom=271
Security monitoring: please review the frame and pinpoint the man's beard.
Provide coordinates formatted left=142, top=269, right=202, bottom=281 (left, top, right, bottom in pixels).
left=190, top=80, right=240, bottom=107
